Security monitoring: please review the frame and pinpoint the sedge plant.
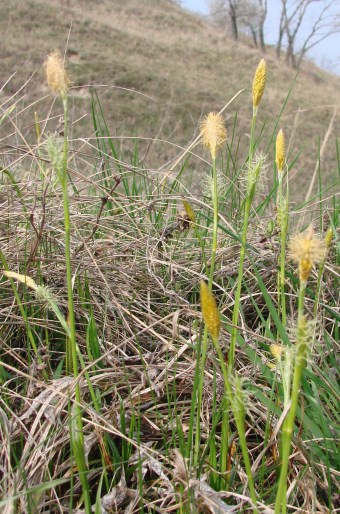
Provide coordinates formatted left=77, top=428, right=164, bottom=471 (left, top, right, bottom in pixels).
left=192, top=112, right=226, bottom=467
left=274, top=226, right=326, bottom=514
left=44, top=51, right=91, bottom=513
left=229, top=58, right=267, bottom=370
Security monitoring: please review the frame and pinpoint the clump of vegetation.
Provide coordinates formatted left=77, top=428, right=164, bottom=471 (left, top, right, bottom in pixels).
left=0, top=49, right=338, bottom=514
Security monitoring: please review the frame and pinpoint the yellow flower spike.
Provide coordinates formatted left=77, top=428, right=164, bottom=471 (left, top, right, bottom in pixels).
left=44, top=50, right=70, bottom=98
left=200, top=280, right=220, bottom=340
left=252, top=58, right=266, bottom=109
left=276, top=129, right=285, bottom=172
left=324, top=227, right=333, bottom=249
left=182, top=200, right=196, bottom=226
left=270, top=343, right=283, bottom=361
left=288, top=226, right=326, bottom=283
left=200, top=112, right=227, bottom=160
left=3, top=271, right=38, bottom=291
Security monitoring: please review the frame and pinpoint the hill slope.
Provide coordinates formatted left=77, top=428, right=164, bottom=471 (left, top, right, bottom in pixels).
left=1, top=0, right=339, bottom=193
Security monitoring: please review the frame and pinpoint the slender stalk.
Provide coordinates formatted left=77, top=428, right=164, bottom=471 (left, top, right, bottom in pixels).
left=314, top=261, right=325, bottom=319
left=229, top=197, right=251, bottom=369
left=297, top=280, right=306, bottom=319
left=278, top=175, right=288, bottom=326
left=314, top=228, right=333, bottom=319
left=193, top=226, right=208, bottom=275
left=193, top=325, right=208, bottom=467
left=211, top=335, right=258, bottom=512
left=229, top=106, right=260, bottom=370
left=274, top=282, right=307, bottom=514
left=249, top=108, right=257, bottom=161
left=60, top=95, right=91, bottom=514
left=61, top=97, right=76, bottom=377
left=195, top=154, right=221, bottom=468
left=209, top=156, right=218, bottom=288
left=237, top=416, right=258, bottom=513
left=219, top=399, right=229, bottom=489
left=276, top=128, right=287, bottom=325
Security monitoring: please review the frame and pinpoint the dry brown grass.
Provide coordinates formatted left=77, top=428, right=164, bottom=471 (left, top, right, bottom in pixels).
left=0, top=138, right=338, bottom=511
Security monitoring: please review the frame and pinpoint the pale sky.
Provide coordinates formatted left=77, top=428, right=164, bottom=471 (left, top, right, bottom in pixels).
left=180, top=0, right=340, bottom=75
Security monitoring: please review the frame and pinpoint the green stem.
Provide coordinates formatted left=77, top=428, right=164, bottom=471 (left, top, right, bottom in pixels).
left=297, top=280, right=306, bottom=319
left=274, top=282, right=307, bottom=514
left=61, top=95, right=91, bottom=514
left=237, top=415, right=259, bottom=513
left=229, top=198, right=251, bottom=369
left=249, top=108, right=257, bottom=161
left=313, top=258, right=326, bottom=319
left=219, top=400, right=229, bottom=489
left=61, top=97, right=77, bottom=379
left=194, top=155, right=219, bottom=468
left=229, top=108, right=258, bottom=370
left=211, top=336, right=258, bottom=512
left=193, top=325, right=208, bottom=468
left=278, top=175, right=288, bottom=326
left=209, top=156, right=218, bottom=288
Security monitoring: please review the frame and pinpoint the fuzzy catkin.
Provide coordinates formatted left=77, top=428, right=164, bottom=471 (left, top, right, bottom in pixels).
left=200, top=281, right=220, bottom=340
left=276, top=129, right=285, bottom=172
left=3, top=271, right=38, bottom=291
left=252, top=58, right=266, bottom=108
left=182, top=200, right=196, bottom=225
left=270, top=343, right=283, bottom=360
left=44, top=50, right=70, bottom=97
left=288, top=226, right=326, bottom=282
left=324, top=227, right=333, bottom=248
left=200, top=112, right=226, bottom=160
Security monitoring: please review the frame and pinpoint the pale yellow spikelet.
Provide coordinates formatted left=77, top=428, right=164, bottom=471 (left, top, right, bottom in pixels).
left=324, top=227, right=333, bottom=249
left=3, top=271, right=38, bottom=291
left=288, top=226, right=326, bottom=282
left=252, top=58, right=266, bottom=109
left=182, top=200, right=196, bottom=225
left=200, top=281, right=220, bottom=340
left=44, top=50, right=70, bottom=97
left=276, top=129, right=285, bottom=172
left=270, top=343, right=283, bottom=361
left=200, top=112, right=227, bottom=160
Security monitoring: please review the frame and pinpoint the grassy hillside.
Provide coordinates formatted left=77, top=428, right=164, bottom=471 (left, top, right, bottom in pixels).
left=1, top=0, right=339, bottom=194
left=0, top=2, right=339, bottom=513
